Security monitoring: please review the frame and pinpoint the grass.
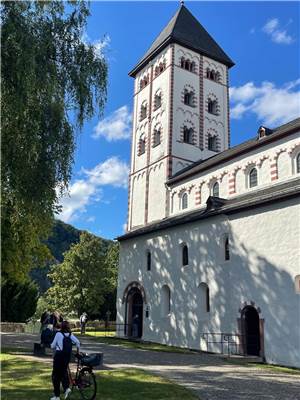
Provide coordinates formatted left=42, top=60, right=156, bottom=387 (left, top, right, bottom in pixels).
left=0, top=353, right=199, bottom=400
left=77, top=332, right=197, bottom=354
left=248, top=363, right=300, bottom=375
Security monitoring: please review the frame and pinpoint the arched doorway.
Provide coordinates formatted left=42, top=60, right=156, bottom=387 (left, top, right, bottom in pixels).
left=242, top=306, right=260, bottom=356
left=125, top=287, right=143, bottom=338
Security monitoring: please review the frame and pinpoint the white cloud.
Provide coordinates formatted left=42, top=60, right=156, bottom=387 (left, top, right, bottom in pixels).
left=81, top=32, right=110, bottom=58
left=230, top=79, right=300, bottom=126
left=58, top=157, right=129, bottom=223
left=93, top=106, right=132, bottom=141
left=262, top=18, right=294, bottom=45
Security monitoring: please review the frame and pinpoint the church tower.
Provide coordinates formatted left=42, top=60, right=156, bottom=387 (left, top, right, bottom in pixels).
left=127, top=4, right=234, bottom=231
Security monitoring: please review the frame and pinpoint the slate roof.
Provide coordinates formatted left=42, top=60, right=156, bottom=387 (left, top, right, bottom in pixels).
left=129, top=5, right=234, bottom=77
left=117, top=177, right=300, bottom=241
left=168, top=117, right=300, bottom=185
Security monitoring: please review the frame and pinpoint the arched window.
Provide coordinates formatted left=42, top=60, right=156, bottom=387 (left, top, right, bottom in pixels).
left=153, top=128, right=161, bottom=147
left=138, top=134, right=146, bottom=155
left=191, top=62, right=195, bottom=72
left=146, top=251, right=151, bottom=271
left=181, top=193, right=188, bottom=209
left=159, top=62, right=165, bottom=74
left=183, top=127, right=193, bottom=144
left=224, top=236, right=230, bottom=261
left=208, top=135, right=217, bottom=152
left=184, top=90, right=194, bottom=106
left=212, top=182, right=219, bottom=197
left=297, top=153, right=300, bottom=173
left=140, top=103, right=147, bottom=121
left=182, top=244, right=189, bottom=266
left=161, top=285, right=171, bottom=316
left=208, top=99, right=218, bottom=114
left=154, top=93, right=162, bottom=110
left=199, top=283, right=210, bottom=313
left=249, top=168, right=258, bottom=188
left=180, top=57, right=185, bottom=68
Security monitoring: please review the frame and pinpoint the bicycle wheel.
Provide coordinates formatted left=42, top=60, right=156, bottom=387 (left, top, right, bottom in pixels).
left=77, top=367, right=97, bottom=400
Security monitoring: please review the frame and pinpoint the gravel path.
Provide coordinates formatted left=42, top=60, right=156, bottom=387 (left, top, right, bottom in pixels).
left=2, top=333, right=300, bottom=400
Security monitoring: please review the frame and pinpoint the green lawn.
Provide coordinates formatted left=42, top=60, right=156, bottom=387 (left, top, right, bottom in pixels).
left=1, top=353, right=199, bottom=400
left=77, top=332, right=197, bottom=354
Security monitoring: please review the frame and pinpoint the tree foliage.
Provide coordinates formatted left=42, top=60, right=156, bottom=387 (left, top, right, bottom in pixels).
left=1, top=278, right=39, bottom=322
left=45, top=232, right=117, bottom=317
left=1, top=1, right=108, bottom=281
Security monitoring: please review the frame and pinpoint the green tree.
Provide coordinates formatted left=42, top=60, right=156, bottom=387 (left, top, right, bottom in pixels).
left=1, top=1, right=108, bottom=281
left=45, top=232, right=115, bottom=316
left=1, top=278, right=39, bottom=322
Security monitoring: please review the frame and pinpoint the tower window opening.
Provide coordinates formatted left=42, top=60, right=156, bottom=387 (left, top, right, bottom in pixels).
left=212, top=182, right=219, bottom=197
left=138, top=135, right=146, bottom=155
left=140, top=104, right=147, bottom=121
left=184, top=91, right=194, bottom=106
left=208, top=99, right=218, bottom=115
left=208, top=135, right=217, bottom=152
left=249, top=168, right=258, bottom=188
left=183, top=127, right=194, bottom=144
left=161, top=285, right=171, bottom=316
left=153, top=128, right=161, bottom=147
left=154, top=93, right=162, bottom=110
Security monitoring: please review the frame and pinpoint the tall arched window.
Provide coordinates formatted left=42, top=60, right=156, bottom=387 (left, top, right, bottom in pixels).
left=212, top=182, right=219, bottom=197
left=146, top=251, right=151, bottom=271
left=224, top=236, right=230, bottom=261
left=297, top=153, right=300, bottom=173
left=199, top=283, right=210, bottom=313
left=183, top=127, right=193, bottom=144
left=161, top=285, right=171, bottom=316
left=249, top=168, right=258, bottom=188
left=182, top=244, right=189, bottom=266
left=182, top=193, right=188, bottom=209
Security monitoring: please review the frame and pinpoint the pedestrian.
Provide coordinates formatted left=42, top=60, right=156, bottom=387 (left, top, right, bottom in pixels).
left=80, top=312, right=88, bottom=334
left=50, top=320, right=80, bottom=400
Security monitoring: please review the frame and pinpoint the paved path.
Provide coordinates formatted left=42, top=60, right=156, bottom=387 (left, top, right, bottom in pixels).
left=2, top=333, right=300, bottom=400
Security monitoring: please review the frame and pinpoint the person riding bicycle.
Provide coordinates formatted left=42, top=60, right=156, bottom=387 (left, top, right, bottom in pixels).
left=50, top=320, right=80, bottom=400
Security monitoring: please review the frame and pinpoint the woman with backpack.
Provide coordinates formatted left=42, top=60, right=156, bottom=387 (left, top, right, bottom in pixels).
left=50, top=320, right=80, bottom=400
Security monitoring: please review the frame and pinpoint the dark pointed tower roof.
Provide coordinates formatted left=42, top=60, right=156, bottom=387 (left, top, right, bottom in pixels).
left=129, top=5, right=234, bottom=77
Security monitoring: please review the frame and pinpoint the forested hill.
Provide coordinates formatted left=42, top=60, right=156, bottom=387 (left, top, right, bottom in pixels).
left=30, top=220, right=112, bottom=293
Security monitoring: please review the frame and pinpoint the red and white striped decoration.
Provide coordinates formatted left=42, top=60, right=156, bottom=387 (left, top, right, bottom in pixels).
left=228, top=174, right=236, bottom=195
left=270, top=160, right=278, bottom=181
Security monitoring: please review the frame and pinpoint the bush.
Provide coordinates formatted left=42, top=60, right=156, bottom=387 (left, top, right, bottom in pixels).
left=1, top=278, right=38, bottom=322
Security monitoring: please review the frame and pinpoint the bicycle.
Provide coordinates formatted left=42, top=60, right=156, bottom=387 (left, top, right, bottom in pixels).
left=67, top=352, right=100, bottom=400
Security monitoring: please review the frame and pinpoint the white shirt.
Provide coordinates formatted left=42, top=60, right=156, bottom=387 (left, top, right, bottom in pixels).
left=50, top=331, right=80, bottom=351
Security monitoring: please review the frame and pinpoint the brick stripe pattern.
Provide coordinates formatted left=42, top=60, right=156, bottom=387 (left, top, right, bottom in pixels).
left=228, top=174, right=236, bottom=195
left=144, top=65, right=154, bottom=225
left=195, top=188, right=201, bottom=206
left=199, top=55, right=204, bottom=150
left=226, top=67, right=231, bottom=148
left=165, top=45, right=175, bottom=217
left=270, top=160, right=278, bottom=181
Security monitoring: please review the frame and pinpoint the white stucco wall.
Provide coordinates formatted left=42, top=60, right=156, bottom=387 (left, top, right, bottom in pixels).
left=117, top=196, right=300, bottom=367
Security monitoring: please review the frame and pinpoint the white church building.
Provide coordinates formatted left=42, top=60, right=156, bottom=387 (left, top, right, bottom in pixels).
left=116, top=4, right=300, bottom=367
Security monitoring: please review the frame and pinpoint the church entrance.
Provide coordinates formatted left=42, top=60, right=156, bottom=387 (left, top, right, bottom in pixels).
left=242, top=306, right=260, bottom=356
left=125, top=287, right=143, bottom=338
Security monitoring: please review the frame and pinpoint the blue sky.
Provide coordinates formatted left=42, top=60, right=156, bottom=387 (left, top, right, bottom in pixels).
left=58, top=1, right=300, bottom=239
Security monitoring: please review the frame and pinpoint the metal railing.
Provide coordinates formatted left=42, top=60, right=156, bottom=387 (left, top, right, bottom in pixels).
left=201, top=332, right=245, bottom=356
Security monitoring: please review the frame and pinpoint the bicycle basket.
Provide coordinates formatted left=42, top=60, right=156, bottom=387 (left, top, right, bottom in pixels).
left=81, top=353, right=102, bottom=367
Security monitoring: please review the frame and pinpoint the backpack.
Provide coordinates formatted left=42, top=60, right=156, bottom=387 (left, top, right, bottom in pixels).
left=62, top=333, right=73, bottom=357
